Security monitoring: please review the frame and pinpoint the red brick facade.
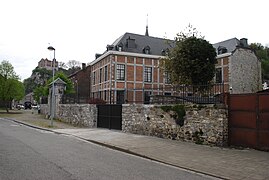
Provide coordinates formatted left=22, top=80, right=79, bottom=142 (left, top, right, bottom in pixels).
left=90, top=52, right=172, bottom=104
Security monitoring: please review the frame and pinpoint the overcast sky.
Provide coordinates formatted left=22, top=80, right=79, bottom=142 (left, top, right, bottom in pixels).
left=0, top=0, right=268, bottom=81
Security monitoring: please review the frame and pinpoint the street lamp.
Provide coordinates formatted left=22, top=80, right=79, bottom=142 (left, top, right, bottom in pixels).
left=48, top=46, right=55, bottom=127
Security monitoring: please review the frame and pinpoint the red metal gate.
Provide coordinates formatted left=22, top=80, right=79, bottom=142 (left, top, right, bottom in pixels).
left=228, top=93, right=269, bottom=151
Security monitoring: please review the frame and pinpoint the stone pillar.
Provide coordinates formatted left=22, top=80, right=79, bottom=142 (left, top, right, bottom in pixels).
left=48, top=78, right=66, bottom=119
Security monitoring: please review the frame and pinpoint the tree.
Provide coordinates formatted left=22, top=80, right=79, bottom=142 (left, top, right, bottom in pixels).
left=33, top=86, right=45, bottom=102
left=66, top=60, right=81, bottom=75
left=163, top=25, right=217, bottom=85
left=0, top=60, right=25, bottom=112
left=44, top=71, right=74, bottom=96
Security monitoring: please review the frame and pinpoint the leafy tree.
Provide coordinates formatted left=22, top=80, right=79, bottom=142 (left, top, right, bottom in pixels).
left=33, top=86, right=45, bottom=102
left=249, top=43, right=269, bottom=80
left=44, top=71, right=74, bottom=96
left=0, top=60, right=25, bottom=112
left=163, top=25, right=217, bottom=85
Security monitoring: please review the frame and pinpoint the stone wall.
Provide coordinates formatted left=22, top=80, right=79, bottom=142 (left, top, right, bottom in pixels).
left=56, top=104, right=97, bottom=127
left=122, top=104, right=228, bottom=146
left=40, top=104, right=49, bottom=116
left=231, top=48, right=262, bottom=93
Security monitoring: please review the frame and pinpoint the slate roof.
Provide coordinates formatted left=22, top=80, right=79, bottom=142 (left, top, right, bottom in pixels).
left=49, top=77, right=66, bottom=86
left=108, top=32, right=174, bottom=56
left=212, top=38, right=241, bottom=53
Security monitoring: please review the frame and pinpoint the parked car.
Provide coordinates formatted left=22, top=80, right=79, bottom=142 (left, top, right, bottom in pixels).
left=32, top=104, right=40, bottom=110
left=24, top=101, right=32, bottom=109
left=16, top=104, right=24, bottom=110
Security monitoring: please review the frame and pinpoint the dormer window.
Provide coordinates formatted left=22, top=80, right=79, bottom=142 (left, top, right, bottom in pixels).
left=126, top=37, right=136, bottom=48
left=106, top=45, right=114, bottom=51
left=161, top=48, right=169, bottom=56
left=217, top=46, right=228, bottom=55
left=143, top=46, right=151, bottom=54
left=117, top=43, right=123, bottom=51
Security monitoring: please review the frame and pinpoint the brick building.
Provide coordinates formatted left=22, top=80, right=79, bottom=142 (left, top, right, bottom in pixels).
left=89, top=32, right=173, bottom=104
left=69, top=63, right=91, bottom=100
left=213, top=38, right=262, bottom=94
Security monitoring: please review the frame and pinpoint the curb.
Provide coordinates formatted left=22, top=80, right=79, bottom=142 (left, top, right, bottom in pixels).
left=7, top=118, right=226, bottom=180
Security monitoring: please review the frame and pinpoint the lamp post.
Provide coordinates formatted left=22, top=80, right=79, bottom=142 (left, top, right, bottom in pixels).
left=48, top=46, right=55, bottom=127
left=75, top=79, right=78, bottom=103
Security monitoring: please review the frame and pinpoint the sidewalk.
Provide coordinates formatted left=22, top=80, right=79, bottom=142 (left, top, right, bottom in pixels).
left=2, top=110, right=269, bottom=180
left=53, top=128, right=269, bottom=180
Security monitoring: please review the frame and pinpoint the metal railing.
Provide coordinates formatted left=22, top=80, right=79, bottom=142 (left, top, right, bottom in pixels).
left=62, top=83, right=225, bottom=105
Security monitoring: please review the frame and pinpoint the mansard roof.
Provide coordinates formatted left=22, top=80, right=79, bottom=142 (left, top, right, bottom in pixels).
left=108, top=32, right=174, bottom=56
left=213, top=37, right=241, bottom=54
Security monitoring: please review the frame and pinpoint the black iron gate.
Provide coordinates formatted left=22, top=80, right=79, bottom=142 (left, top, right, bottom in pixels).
left=97, top=105, right=122, bottom=130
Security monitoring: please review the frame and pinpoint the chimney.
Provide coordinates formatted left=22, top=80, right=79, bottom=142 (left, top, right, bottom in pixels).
left=240, top=38, right=248, bottom=47
left=95, top=53, right=102, bottom=59
left=82, top=63, right=86, bottom=70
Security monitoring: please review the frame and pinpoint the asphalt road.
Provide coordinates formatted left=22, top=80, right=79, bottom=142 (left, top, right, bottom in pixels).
left=0, top=118, right=216, bottom=180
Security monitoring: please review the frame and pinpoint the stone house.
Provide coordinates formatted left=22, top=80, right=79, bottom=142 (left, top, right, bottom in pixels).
left=89, top=30, right=174, bottom=104
left=213, top=38, right=262, bottom=94
left=38, top=58, right=59, bottom=71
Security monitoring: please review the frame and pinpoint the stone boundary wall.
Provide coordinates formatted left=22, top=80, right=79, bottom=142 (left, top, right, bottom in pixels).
left=41, top=102, right=228, bottom=146
left=57, top=104, right=97, bottom=127
left=40, top=104, right=97, bottom=127
left=40, top=104, right=49, bottom=116
left=122, top=104, right=228, bottom=146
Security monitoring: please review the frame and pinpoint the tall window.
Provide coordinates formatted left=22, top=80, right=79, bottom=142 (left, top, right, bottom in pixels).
left=93, top=72, right=96, bottom=85
left=117, top=64, right=125, bottom=80
left=215, top=68, right=222, bottom=83
left=164, top=71, right=171, bottom=84
left=99, top=68, right=102, bottom=83
left=104, top=65, right=108, bottom=81
left=144, top=67, right=152, bottom=82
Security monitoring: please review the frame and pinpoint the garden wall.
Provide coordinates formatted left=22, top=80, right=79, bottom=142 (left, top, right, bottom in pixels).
left=122, top=104, right=228, bottom=146
left=57, top=104, right=97, bottom=127
left=41, top=102, right=228, bottom=146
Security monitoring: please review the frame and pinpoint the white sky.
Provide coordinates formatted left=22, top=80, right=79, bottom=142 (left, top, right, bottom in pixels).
left=0, top=0, right=268, bottom=81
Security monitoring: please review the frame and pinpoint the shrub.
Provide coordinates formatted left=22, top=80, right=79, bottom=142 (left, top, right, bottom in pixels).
left=160, top=104, right=186, bottom=126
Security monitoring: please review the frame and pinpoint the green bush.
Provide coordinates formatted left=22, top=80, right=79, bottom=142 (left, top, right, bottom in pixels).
left=160, top=105, right=186, bottom=126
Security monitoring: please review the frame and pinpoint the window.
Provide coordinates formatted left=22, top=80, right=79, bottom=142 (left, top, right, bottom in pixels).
left=117, top=64, right=125, bottom=80
left=144, top=67, right=152, bottom=82
left=217, top=46, right=228, bottom=55
left=99, top=68, right=102, bottom=83
left=143, top=46, right=150, bottom=54
left=164, top=71, right=171, bottom=84
left=215, top=68, right=222, bottom=83
left=104, top=65, right=108, bottom=81
left=93, top=72, right=96, bottom=85
left=127, top=38, right=135, bottom=48
left=116, top=90, right=125, bottom=104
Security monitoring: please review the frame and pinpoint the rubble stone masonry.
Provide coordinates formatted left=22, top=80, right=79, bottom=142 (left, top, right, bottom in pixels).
left=122, top=104, right=228, bottom=146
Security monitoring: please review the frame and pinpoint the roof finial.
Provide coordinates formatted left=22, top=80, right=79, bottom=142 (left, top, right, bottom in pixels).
left=145, top=14, right=149, bottom=36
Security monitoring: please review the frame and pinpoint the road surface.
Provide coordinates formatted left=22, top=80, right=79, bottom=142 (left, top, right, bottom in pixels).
left=0, top=118, right=217, bottom=180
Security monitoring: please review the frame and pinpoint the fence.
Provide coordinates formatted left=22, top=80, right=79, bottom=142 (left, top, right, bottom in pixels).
left=62, top=83, right=225, bottom=105
left=61, top=94, right=90, bottom=104
left=125, top=83, right=225, bottom=104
